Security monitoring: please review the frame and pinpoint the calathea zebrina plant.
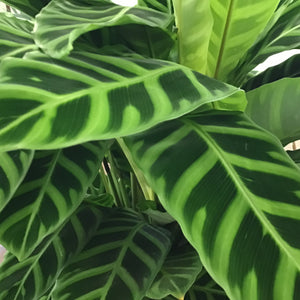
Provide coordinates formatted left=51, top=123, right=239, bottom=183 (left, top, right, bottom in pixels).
left=0, top=0, right=299, bottom=299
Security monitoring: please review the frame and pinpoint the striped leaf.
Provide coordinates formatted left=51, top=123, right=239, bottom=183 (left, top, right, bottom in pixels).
left=146, top=243, right=202, bottom=299
left=34, top=0, right=174, bottom=58
left=246, top=77, right=300, bottom=144
left=207, top=0, right=280, bottom=80
left=138, top=0, right=171, bottom=13
left=186, top=269, right=229, bottom=300
left=0, top=141, right=111, bottom=260
left=0, top=204, right=107, bottom=300
left=173, top=0, right=213, bottom=74
left=0, top=50, right=240, bottom=151
left=0, top=150, right=33, bottom=211
left=52, top=208, right=171, bottom=300
left=1, top=0, right=50, bottom=16
left=124, top=110, right=300, bottom=300
left=231, top=0, right=300, bottom=85
left=0, top=13, right=37, bottom=60
left=243, top=54, right=300, bottom=91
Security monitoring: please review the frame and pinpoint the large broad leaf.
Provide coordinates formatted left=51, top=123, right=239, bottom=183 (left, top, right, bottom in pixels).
left=0, top=50, right=240, bottom=151
left=206, top=0, right=280, bottom=80
left=231, top=0, right=300, bottom=85
left=243, top=53, right=300, bottom=91
left=34, top=0, right=174, bottom=58
left=246, top=77, right=300, bottom=145
left=146, top=243, right=202, bottom=299
left=1, top=0, right=50, bottom=16
left=51, top=208, right=171, bottom=300
left=172, top=0, right=213, bottom=73
left=138, top=0, right=172, bottom=13
left=0, top=13, right=36, bottom=60
left=0, top=150, right=33, bottom=211
left=0, top=141, right=111, bottom=260
left=0, top=204, right=106, bottom=300
left=124, top=110, right=300, bottom=300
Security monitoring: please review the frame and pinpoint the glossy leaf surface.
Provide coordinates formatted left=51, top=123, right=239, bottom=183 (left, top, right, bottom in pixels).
left=0, top=50, right=240, bottom=151
left=52, top=209, right=171, bottom=300
left=0, top=141, right=110, bottom=260
left=246, top=77, right=300, bottom=144
left=207, top=0, right=280, bottom=80
left=34, top=0, right=174, bottom=58
left=125, top=110, right=300, bottom=300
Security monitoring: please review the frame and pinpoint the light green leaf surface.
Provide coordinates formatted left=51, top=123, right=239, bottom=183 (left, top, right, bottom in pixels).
left=243, top=54, right=300, bottom=91
left=52, top=208, right=171, bottom=300
left=0, top=141, right=110, bottom=260
left=34, top=0, right=174, bottom=58
left=124, top=110, right=300, bottom=300
left=207, top=0, right=280, bottom=80
left=0, top=150, right=33, bottom=211
left=146, top=243, right=202, bottom=299
left=246, top=77, right=300, bottom=144
left=1, top=0, right=50, bottom=16
left=173, top=0, right=213, bottom=73
left=0, top=204, right=106, bottom=300
left=232, top=0, right=300, bottom=85
left=0, top=13, right=36, bottom=60
left=0, top=50, right=240, bottom=151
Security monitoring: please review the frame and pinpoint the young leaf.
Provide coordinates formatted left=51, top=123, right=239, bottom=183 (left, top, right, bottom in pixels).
left=124, top=110, right=300, bottom=300
left=0, top=204, right=107, bottom=300
left=173, top=0, right=213, bottom=73
left=0, top=13, right=36, bottom=60
left=0, top=50, right=240, bottom=151
left=146, top=243, right=202, bottom=299
left=51, top=208, right=171, bottom=300
left=206, top=0, right=280, bottom=80
left=246, top=78, right=300, bottom=144
left=34, top=0, right=174, bottom=58
left=0, top=141, right=111, bottom=260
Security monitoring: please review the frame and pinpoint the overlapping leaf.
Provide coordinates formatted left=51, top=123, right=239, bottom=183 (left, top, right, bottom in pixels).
left=0, top=149, right=33, bottom=211
left=172, top=0, right=213, bottom=74
left=34, top=0, right=174, bottom=58
left=206, top=0, right=280, bottom=80
left=231, top=0, right=300, bottom=85
left=0, top=204, right=106, bottom=300
left=124, top=110, right=300, bottom=300
left=1, top=0, right=50, bottom=16
left=0, top=141, right=110, bottom=260
left=146, top=243, right=202, bottom=299
left=0, top=13, right=36, bottom=60
left=52, top=208, right=171, bottom=300
left=138, top=0, right=171, bottom=13
left=0, top=50, right=240, bottom=151
left=246, top=77, right=300, bottom=144
left=243, top=54, right=300, bottom=90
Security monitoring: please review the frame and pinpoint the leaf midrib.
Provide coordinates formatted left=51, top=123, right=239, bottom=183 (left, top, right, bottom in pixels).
left=181, top=118, right=300, bottom=270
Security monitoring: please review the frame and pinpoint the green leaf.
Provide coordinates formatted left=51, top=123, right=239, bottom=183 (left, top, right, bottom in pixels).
left=0, top=141, right=110, bottom=260
left=243, top=54, right=300, bottom=91
left=0, top=13, right=37, bottom=60
left=0, top=204, right=106, bottom=300
left=1, top=0, right=50, bottom=16
left=0, top=50, right=240, bottom=151
left=52, top=208, right=171, bottom=300
left=287, top=149, right=300, bottom=166
left=246, top=78, right=300, bottom=144
left=207, top=0, right=280, bottom=80
left=124, top=110, right=300, bottom=300
left=173, top=0, right=213, bottom=73
left=146, top=243, right=202, bottom=299
left=231, top=0, right=300, bottom=85
left=138, top=0, right=172, bottom=13
left=0, top=150, right=33, bottom=211
left=34, top=0, right=174, bottom=58
left=186, top=269, right=229, bottom=300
